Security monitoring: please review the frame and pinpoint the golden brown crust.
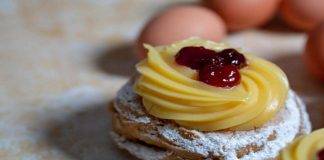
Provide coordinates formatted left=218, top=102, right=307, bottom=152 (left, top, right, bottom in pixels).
left=111, top=108, right=306, bottom=160
left=110, top=81, right=311, bottom=160
left=112, top=112, right=206, bottom=159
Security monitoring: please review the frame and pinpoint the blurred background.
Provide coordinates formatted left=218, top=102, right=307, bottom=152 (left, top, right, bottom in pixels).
left=0, top=0, right=323, bottom=159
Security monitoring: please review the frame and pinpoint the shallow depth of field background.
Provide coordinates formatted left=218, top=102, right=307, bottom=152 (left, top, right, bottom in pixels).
left=0, top=0, right=323, bottom=160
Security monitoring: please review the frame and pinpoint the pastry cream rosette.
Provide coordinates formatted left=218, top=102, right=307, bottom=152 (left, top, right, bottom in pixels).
left=279, top=128, right=324, bottom=160
left=134, top=38, right=289, bottom=131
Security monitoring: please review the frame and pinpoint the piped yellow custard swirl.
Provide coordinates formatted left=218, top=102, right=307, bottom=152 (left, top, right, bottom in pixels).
left=134, top=38, right=289, bottom=131
left=279, top=128, right=324, bottom=160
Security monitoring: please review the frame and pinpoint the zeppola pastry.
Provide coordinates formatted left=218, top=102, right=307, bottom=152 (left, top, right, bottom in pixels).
left=111, top=38, right=311, bottom=160
left=279, top=128, right=324, bottom=160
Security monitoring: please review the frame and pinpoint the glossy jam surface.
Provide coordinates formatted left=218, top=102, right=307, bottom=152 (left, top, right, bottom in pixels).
left=217, top=48, right=247, bottom=69
left=318, top=149, right=324, bottom=160
left=175, top=47, right=245, bottom=88
left=279, top=128, right=324, bottom=160
left=199, top=65, right=240, bottom=87
left=134, top=38, right=289, bottom=131
left=175, top=46, right=216, bottom=69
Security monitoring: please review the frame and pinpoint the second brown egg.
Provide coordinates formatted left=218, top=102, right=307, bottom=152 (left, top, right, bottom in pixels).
left=304, top=22, right=324, bottom=81
left=280, top=0, right=324, bottom=31
left=204, top=0, right=281, bottom=31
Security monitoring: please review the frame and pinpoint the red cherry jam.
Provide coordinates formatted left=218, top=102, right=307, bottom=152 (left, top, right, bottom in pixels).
left=175, top=46, right=247, bottom=88
left=318, top=149, right=324, bottom=160
left=217, top=49, right=247, bottom=69
left=175, top=46, right=217, bottom=69
left=199, top=65, right=241, bottom=88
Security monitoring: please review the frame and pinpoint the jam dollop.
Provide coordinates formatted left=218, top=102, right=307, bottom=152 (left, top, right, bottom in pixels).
left=175, top=46, right=216, bottom=69
left=199, top=65, right=240, bottom=88
left=318, top=149, right=324, bottom=160
left=175, top=46, right=246, bottom=87
left=217, top=48, right=247, bottom=69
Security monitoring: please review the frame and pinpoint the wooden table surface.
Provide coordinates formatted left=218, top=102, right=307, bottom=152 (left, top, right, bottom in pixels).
left=0, top=0, right=323, bottom=160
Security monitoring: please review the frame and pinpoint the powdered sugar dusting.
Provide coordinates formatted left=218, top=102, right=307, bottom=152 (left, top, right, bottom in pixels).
left=113, top=81, right=311, bottom=160
left=295, top=94, right=311, bottom=134
left=114, top=82, right=151, bottom=124
left=110, top=132, right=172, bottom=160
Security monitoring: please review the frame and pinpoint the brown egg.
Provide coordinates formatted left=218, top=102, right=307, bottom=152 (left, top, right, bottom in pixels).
left=280, top=0, right=324, bottom=31
left=304, top=22, right=324, bottom=81
left=136, top=5, right=226, bottom=58
left=204, top=0, right=281, bottom=31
